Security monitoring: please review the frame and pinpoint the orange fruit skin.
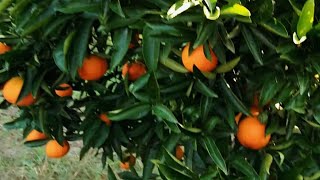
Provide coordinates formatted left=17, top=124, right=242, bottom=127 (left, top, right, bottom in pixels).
left=46, top=140, right=70, bottom=158
left=120, top=155, right=136, bottom=170
left=0, top=42, right=11, bottom=54
left=182, top=43, right=218, bottom=72
left=2, top=77, right=35, bottom=106
left=175, top=145, right=184, bottom=160
left=99, top=113, right=112, bottom=126
left=55, top=83, right=73, bottom=97
left=250, top=106, right=260, bottom=116
left=237, top=116, right=271, bottom=150
left=78, top=55, right=108, bottom=80
left=122, top=62, right=147, bottom=81
left=25, top=129, right=47, bottom=141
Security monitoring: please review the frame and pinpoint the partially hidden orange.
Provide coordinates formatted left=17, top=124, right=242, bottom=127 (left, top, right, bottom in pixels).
left=120, top=154, right=136, bottom=170
left=46, top=140, right=70, bottom=158
left=182, top=43, right=218, bottom=72
left=236, top=116, right=271, bottom=150
left=0, top=42, right=11, bottom=54
left=175, top=145, right=184, bottom=160
left=78, top=55, right=108, bottom=80
left=25, top=129, right=47, bottom=141
left=2, top=76, right=35, bottom=106
left=55, top=83, right=73, bottom=97
left=122, top=62, right=147, bottom=81
left=99, top=113, right=112, bottom=126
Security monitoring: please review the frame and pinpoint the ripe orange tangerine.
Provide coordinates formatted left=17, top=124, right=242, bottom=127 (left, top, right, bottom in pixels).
left=236, top=116, right=271, bottom=150
left=46, top=140, right=70, bottom=158
left=0, top=42, right=11, bottom=54
left=78, top=55, right=108, bottom=80
left=122, top=62, right=147, bottom=81
left=175, top=145, right=184, bottom=160
left=182, top=43, right=218, bottom=72
left=2, top=76, right=35, bottom=106
left=120, top=154, right=136, bottom=170
left=55, top=83, right=73, bottom=97
left=99, top=113, right=112, bottom=126
left=25, top=129, right=47, bottom=141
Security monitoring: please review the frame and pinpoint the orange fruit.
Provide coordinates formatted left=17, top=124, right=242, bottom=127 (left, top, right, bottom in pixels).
left=0, top=42, right=11, bottom=54
left=182, top=43, right=218, bottom=72
left=78, top=55, right=108, bottom=80
left=2, top=76, right=35, bottom=106
left=55, top=83, right=73, bottom=97
left=235, top=112, right=243, bottom=125
left=25, top=129, right=47, bottom=141
left=175, top=145, right=184, bottom=160
left=120, top=155, right=136, bottom=170
left=236, top=116, right=271, bottom=150
left=46, top=140, right=70, bottom=158
left=122, top=62, right=147, bottom=81
left=250, top=106, right=260, bottom=116
left=99, top=113, right=112, bottom=126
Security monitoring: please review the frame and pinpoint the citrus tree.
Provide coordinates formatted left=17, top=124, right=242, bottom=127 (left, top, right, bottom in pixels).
left=0, top=0, right=320, bottom=179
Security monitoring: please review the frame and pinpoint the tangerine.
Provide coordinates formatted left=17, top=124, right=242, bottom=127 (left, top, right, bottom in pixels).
left=55, top=83, right=73, bottom=97
left=120, top=154, right=136, bottom=170
left=46, top=140, right=70, bottom=158
left=99, top=113, right=112, bottom=126
left=181, top=43, right=218, bottom=72
left=236, top=116, right=271, bottom=150
left=175, top=145, right=184, bottom=160
left=25, top=129, right=47, bottom=141
left=122, top=62, right=147, bottom=81
left=2, top=76, right=35, bottom=106
left=0, top=42, right=11, bottom=54
left=78, top=55, right=108, bottom=80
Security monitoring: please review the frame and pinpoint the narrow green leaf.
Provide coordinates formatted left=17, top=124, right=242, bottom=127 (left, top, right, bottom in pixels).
left=110, top=0, right=125, bottom=18
left=216, top=56, right=240, bottom=73
left=108, top=103, right=151, bottom=121
left=297, top=0, right=314, bottom=38
left=259, top=153, right=273, bottom=180
left=24, top=139, right=48, bottom=147
left=220, top=78, right=250, bottom=116
left=110, top=28, right=132, bottom=69
left=194, top=22, right=216, bottom=48
left=259, top=78, right=285, bottom=106
left=153, top=104, right=178, bottom=123
left=201, top=137, right=227, bottom=175
left=159, top=58, right=188, bottom=73
left=259, top=17, right=289, bottom=38
left=194, top=79, right=218, bottom=98
left=142, top=146, right=159, bottom=180
left=220, top=4, right=251, bottom=17
left=218, top=24, right=235, bottom=53
left=0, top=0, right=12, bottom=14
left=129, top=73, right=151, bottom=93
left=163, top=148, right=195, bottom=177
left=241, top=26, right=263, bottom=65
left=55, top=2, right=101, bottom=14
left=108, top=165, right=118, bottom=180
left=153, top=161, right=194, bottom=179
left=167, top=0, right=199, bottom=19
left=231, top=155, right=259, bottom=179
left=66, top=18, right=94, bottom=79
left=297, top=73, right=310, bottom=95
left=143, top=26, right=160, bottom=71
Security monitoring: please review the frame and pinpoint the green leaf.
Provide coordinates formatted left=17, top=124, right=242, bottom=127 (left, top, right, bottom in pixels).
left=203, top=0, right=217, bottom=13
left=218, top=24, right=235, bottom=53
left=241, top=26, right=263, bottom=65
left=231, top=155, right=259, bottom=179
left=53, top=41, right=67, bottom=73
left=201, top=137, right=228, bottom=175
left=129, top=73, right=151, bottom=93
left=108, top=103, right=151, bottom=121
left=259, top=17, right=289, bottom=38
left=142, top=146, right=159, bottom=180
left=220, top=4, right=251, bottom=17
left=66, top=18, right=94, bottom=79
left=152, top=104, right=178, bottom=123
left=216, top=56, right=240, bottom=73
left=109, top=0, right=125, bottom=18
left=110, top=28, right=132, bottom=69
left=297, top=0, right=314, bottom=38
left=219, top=78, right=250, bottom=116
left=24, top=139, right=48, bottom=147
left=163, top=148, right=195, bottom=177
left=3, top=117, right=29, bottom=130
left=153, top=161, right=194, bottom=179
left=193, top=22, right=216, bottom=48
left=297, top=73, right=310, bottom=95
left=259, top=78, right=285, bottom=106
left=289, top=0, right=302, bottom=15
left=167, top=0, right=199, bottom=19
left=55, top=2, right=101, bottom=14
left=108, top=165, right=118, bottom=180
left=0, top=0, right=12, bottom=14
left=143, top=26, right=160, bottom=72
left=259, top=153, right=273, bottom=180
left=194, top=79, right=218, bottom=98
left=159, top=58, right=188, bottom=73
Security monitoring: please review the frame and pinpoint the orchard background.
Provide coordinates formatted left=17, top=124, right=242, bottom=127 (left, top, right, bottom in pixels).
left=0, top=0, right=320, bottom=179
